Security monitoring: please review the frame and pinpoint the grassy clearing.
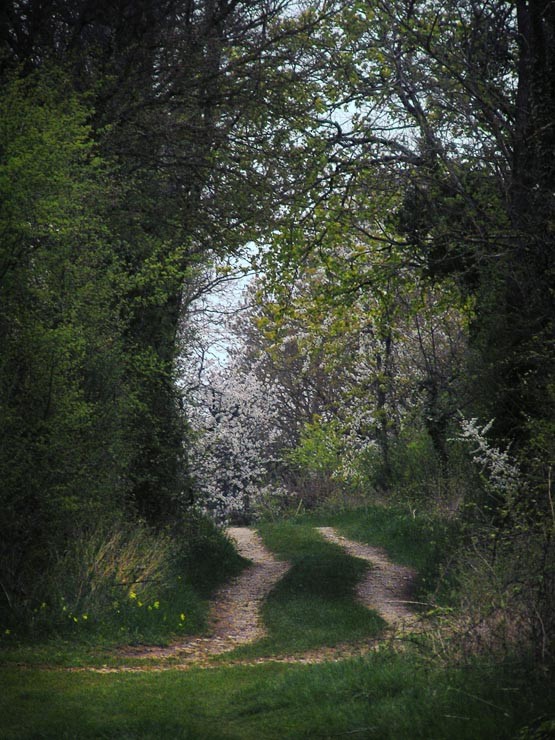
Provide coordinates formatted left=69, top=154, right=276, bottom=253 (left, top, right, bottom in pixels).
left=0, top=652, right=551, bottom=739
left=226, top=521, right=385, bottom=660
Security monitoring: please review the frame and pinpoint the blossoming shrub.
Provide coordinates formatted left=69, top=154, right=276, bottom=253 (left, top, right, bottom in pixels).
left=447, top=418, right=555, bottom=663
left=186, top=359, right=288, bottom=522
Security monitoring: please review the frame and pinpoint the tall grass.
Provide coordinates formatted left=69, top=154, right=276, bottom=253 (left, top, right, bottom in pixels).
left=54, top=523, right=172, bottom=614
left=0, top=512, right=246, bottom=658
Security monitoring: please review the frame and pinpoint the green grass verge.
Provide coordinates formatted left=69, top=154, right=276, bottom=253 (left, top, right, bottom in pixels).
left=0, top=519, right=247, bottom=667
left=225, top=522, right=385, bottom=660
left=0, top=652, right=551, bottom=739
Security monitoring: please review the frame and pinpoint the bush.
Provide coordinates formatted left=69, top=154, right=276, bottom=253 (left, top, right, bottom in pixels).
left=0, top=511, right=247, bottom=644
left=353, top=425, right=472, bottom=512
left=168, top=510, right=247, bottom=597
left=283, top=419, right=363, bottom=510
left=434, top=419, right=555, bottom=666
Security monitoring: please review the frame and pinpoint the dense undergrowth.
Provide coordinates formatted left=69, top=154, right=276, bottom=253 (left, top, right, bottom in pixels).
left=0, top=513, right=246, bottom=665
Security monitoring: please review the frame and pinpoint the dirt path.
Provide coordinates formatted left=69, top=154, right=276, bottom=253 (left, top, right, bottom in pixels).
left=73, top=526, right=419, bottom=673
left=120, top=527, right=290, bottom=665
left=316, top=527, right=418, bottom=629
left=209, top=527, right=290, bottom=646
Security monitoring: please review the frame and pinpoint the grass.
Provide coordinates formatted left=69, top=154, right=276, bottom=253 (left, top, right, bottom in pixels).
left=0, top=652, right=551, bottom=739
left=225, top=521, right=385, bottom=659
left=221, top=505, right=455, bottom=662
left=0, top=505, right=552, bottom=738
left=301, top=503, right=460, bottom=606
left=0, top=577, right=205, bottom=669
left=0, top=517, right=247, bottom=668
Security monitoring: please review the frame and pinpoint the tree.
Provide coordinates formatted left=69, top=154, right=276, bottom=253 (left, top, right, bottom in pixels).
left=1, top=0, right=345, bottom=522
left=257, top=0, right=554, bottom=492
left=225, top=259, right=469, bottom=502
left=1, top=1, right=353, bottom=618
left=0, top=68, right=136, bottom=607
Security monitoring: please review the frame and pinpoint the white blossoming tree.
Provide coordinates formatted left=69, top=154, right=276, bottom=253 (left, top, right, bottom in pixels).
left=184, top=345, right=289, bottom=522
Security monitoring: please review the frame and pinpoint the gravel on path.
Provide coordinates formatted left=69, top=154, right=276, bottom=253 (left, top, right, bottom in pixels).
left=117, top=527, right=290, bottom=665
left=316, top=527, right=418, bottom=628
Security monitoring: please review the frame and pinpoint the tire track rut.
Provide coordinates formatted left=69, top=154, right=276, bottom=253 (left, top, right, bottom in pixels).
left=118, top=527, right=290, bottom=665
left=316, top=527, right=418, bottom=628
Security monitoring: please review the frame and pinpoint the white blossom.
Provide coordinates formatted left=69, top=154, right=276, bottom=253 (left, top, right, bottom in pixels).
left=456, top=417, right=522, bottom=495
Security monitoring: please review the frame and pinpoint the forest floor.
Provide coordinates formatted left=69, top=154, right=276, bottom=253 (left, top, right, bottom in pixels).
left=103, top=526, right=420, bottom=672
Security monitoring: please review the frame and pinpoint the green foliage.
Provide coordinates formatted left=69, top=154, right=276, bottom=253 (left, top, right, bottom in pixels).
left=283, top=419, right=347, bottom=506
left=440, top=418, right=555, bottom=663
left=351, top=427, right=441, bottom=497
left=0, top=68, right=138, bottom=617
left=449, top=523, right=554, bottom=665
left=355, top=425, right=471, bottom=506
left=0, top=61, right=202, bottom=624
left=287, top=419, right=344, bottom=476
